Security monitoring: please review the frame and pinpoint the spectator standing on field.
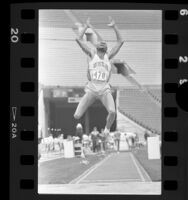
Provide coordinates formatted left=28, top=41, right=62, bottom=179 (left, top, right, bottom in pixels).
left=99, top=128, right=107, bottom=153
left=144, top=130, right=150, bottom=143
left=82, top=133, right=89, bottom=148
left=91, top=127, right=99, bottom=153
left=76, top=123, right=83, bottom=143
left=114, top=130, right=121, bottom=153
left=58, top=133, right=64, bottom=151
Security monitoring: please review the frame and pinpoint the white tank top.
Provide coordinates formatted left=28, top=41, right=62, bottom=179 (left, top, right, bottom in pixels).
left=88, top=54, right=111, bottom=82
left=86, top=54, right=111, bottom=93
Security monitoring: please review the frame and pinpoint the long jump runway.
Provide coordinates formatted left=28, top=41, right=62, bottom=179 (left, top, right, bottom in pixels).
left=38, top=152, right=161, bottom=194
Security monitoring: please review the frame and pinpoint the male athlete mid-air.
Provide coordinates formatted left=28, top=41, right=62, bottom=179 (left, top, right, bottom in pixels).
left=74, top=17, right=124, bottom=135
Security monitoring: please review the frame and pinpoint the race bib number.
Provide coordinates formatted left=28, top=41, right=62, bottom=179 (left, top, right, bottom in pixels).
left=91, top=70, right=107, bottom=81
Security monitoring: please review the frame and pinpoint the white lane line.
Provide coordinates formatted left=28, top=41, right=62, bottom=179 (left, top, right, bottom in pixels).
left=132, top=153, right=152, bottom=182
left=130, top=153, right=145, bottom=182
left=69, top=162, right=100, bottom=184
left=75, top=154, right=112, bottom=184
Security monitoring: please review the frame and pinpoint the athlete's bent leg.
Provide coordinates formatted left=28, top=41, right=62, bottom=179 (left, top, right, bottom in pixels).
left=74, top=91, right=96, bottom=119
left=101, top=91, right=116, bottom=131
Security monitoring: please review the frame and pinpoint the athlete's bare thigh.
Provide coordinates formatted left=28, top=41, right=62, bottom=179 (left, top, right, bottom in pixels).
left=100, top=91, right=116, bottom=113
left=74, top=91, right=97, bottom=119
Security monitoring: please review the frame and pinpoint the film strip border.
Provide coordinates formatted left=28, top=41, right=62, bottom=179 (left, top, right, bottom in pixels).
left=163, top=8, right=188, bottom=200
left=10, top=3, right=188, bottom=200
left=10, top=4, right=37, bottom=199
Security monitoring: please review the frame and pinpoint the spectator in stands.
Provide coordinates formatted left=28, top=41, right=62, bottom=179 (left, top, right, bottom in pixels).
left=114, top=129, right=121, bottom=153
left=91, top=127, right=99, bottom=153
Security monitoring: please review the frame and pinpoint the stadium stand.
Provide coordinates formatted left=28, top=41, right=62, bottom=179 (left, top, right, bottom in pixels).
left=118, top=88, right=161, bottom=134
left=148, top=88, right=161, bottom=103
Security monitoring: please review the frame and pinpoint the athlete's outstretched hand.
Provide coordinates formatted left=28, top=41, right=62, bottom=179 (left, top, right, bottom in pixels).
left=85, top=17, right=104, bottom=43
left=86, top=17, right=92, bottom=28
left=107, top=16, right=116, bottom=27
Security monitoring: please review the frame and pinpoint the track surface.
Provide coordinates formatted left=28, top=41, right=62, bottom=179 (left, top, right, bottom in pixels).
left=38, top=152, right=161, bottom=194
left=72, top=152, right=151, bottom=183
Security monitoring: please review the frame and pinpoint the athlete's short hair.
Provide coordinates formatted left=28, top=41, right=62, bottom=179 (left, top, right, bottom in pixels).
left=96, top=41, right=107, bottom=52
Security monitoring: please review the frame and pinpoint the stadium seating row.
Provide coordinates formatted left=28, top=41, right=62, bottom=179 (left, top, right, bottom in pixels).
left=119, top=88, right=161, bottom=134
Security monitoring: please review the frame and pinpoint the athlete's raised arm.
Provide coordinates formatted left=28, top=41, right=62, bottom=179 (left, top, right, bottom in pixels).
left=107, top=17, right=125, bottom=60
left=86, top=20, right=103, bottom=46
left=75, top=18, right=93, bottom=58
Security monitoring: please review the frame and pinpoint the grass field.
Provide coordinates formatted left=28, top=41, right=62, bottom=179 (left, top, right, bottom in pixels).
left=132, top=146, right=161, bottom=181
left=38, top=153, right=107, bottom=184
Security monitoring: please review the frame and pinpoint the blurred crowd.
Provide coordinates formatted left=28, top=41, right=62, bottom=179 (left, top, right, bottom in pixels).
left=38, top=123, right=146, bottom=157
